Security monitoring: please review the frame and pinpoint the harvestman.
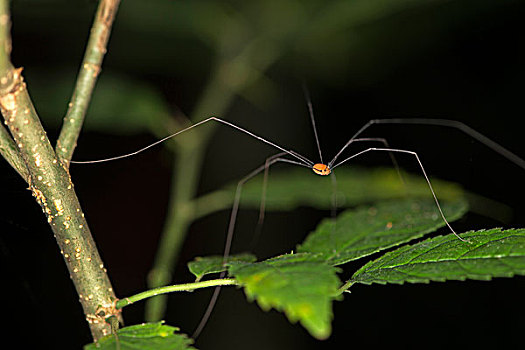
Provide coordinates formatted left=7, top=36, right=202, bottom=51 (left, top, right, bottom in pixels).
left=72, top=100, right=525, bottom=339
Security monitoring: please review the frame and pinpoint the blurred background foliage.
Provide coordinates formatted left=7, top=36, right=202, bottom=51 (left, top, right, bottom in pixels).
left=1, top=0, right=524, bottom=349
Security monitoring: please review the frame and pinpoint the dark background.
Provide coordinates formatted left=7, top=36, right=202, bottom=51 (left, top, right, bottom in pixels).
left=1, top=0, right=524, bottom=349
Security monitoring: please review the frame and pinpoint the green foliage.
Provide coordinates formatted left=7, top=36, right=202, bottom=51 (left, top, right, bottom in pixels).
left=228, top=253, right=341, bottom=340
left=187, top=181, right=522, bottom=340
left=26, top=71, right=172, bottom=135
left=298, top=198, right=468, bottom=265
left=350, top=228, right=525, bottom=285
left=237, top=167, right=464, bottom=211
left=83, top=322, right=195, bottom=350
left=209, top=197, right=467, bottom=338
left=188, top=253, right=256, bottom=281
left=7, top=0, right=521, bottom=348
left=193, top=167, right=467, bottom=222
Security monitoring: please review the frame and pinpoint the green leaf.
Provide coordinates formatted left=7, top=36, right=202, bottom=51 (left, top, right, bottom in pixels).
left=84, top=322, right=195, bottom=350
left=27, top=70, right=172, bottom=134
left=188, top=253, right=257, bottom=281
left=194, top=167, right=468, bottom=223
left=228, top=253, right=341, bottom=340
left=237, top=167, right=465, bottom=211
left=350, top=228, right=525, bottom=285
left=83, top=74, right=172, bottom=134
left=298, top=198, right=468, bottom=265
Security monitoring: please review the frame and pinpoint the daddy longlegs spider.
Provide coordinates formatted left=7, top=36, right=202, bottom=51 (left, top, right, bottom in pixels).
left=71, top=94, right=525, bottom=340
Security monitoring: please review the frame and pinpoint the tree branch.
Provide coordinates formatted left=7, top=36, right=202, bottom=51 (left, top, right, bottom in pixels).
left=0, top=122, right=29, bottom=181
left=0, top=0, right=29, bottom=181
left=0, top=1, right=119, bottom=341
left=56, top=0, right=121, bottom=164
left=1, top=66, right=120, bottom=342
left=0, top=0, right=11, bottom=73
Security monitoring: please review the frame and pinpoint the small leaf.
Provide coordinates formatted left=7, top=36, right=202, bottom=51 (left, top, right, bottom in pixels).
left=298, top=198, right=468, bottom=265
left=237, top=167, right=464, bottom=211
left=350, top=228, right=525, bottom=285
left=83, top=322, right=195, bottom=350
left=188, top=253, right=256, bottom=281
left=229, top=253, right=341, bottom=340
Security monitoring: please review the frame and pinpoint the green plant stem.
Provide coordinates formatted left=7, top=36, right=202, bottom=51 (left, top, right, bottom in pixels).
left=0, top=0, right=28, bottom=181
left=145, top=58, right=251, bottom=320
left=336, top=280, right=354, bottom=295
left=0, top=2, right=118, bottom=341
left=0, top=0, right=11, bottom=73
left=56, top=0, right=121, bottom=164
left=145, top=36, right=286, bottom=321
left=145, top=141, right=207, bottom=320
left=190, top=189, right=233, bottom=221
left=0, top=122, right=29, bottom=181
left=0, top=67, right=119, bottom=341
left=117, top=278, right=237, bottom=309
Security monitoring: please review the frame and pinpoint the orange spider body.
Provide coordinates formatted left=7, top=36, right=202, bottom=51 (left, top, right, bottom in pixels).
left=312, top=163, right=331, bottom=176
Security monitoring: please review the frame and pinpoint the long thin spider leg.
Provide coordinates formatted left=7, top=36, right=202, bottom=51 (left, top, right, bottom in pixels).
left=330, top=171, right=338, bottom=219
left=288, top=149, right=315, bottom=167
left=70, top=116, right=314, bottom=167
left=329, top=120, right=374, bottom=168
left=251, top=152, right=307, bottom=250
left=347, top=137, right=405, bottom=185
left=332, top=147, right=467, bottom=242
left=302, top=83, right=324, bottom=164
left=252, top=138, right=405, bottom=249
left=191, top=156, right=310, bottom=339
left=329, top=171, right=338, bottom=253
left=329, top=118, right=525, bottom=170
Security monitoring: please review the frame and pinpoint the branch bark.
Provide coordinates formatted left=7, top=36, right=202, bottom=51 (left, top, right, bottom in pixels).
left=56, top=0, right=121, bottom=164
left=0, top=121, right=30, bottom=181
left=0, top=0, right=29, bottom=181
left=0, top=66, right=120, bottom=342
left=0, top=1, right=120, bottom=341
